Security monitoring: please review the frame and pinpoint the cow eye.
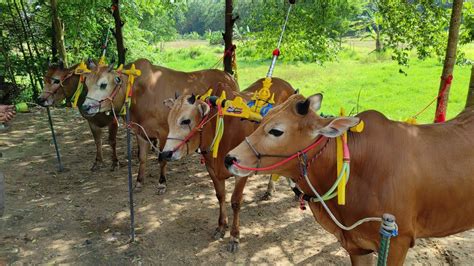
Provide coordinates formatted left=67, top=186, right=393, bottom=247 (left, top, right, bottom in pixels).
left=180, top=119, right=191, bottom=126
left=100, top=83, right=107, bottom=90
left=114, top=76, right=121, bottom=84
left=52, top=79, right=60, bottom=84
left=269, top=129, right=284, bottom=137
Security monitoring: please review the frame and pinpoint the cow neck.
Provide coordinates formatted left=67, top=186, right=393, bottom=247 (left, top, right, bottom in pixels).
left=63, top=74, right=80, bottom=104
left=197, top=108, right=219, bottom=157
left=292, top=136, right=341, bottom=200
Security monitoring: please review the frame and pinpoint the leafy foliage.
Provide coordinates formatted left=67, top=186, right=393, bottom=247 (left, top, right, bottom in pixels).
left=1, top=0, right=473, bottom=103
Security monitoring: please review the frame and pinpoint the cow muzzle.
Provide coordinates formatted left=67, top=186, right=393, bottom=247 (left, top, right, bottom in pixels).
left=224, top=155, right=237, bottom=169
left=80, top=103, right=99, bottom=116
left=159, top=151, right=174, bottom=162
left=37, top=96, right=52, bottom=107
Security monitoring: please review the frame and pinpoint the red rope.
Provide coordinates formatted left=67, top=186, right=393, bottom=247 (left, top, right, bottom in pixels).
left=232, top=136, right=326, bottom=172
left=171, top=104, right=214, bottom=152
left=434, top=74, right=453, bottom=123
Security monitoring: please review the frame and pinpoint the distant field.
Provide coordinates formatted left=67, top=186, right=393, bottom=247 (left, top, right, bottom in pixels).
left=153, top=39, right=473, bottom=123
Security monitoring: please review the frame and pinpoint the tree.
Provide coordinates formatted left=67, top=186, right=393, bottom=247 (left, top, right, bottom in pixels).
left=223, top=0, right=238, bottom=74
left=434, top=0, right=464, bottom=123
left=51, top=0, right=67, bottom=67
left=239, top=0, right=363, bottom=63
left=111, top=0, right=126, bottom=65
left=378, top=1, right=450, bottom=71
left=353, top=1, right=384, bottom=52
left=465, top=66, right=474, bottom=108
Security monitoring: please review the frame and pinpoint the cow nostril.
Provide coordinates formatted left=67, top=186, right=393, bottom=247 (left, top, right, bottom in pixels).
left=224, top=155, right=237, bottom=169
left=81, top=105, right=91, bottom=112
left=37, top=97, right=46, bottom=106
left=159, top=151, right=173, bottom=161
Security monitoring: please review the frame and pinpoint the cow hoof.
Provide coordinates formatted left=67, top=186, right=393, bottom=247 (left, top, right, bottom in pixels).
left=90, top=162, right=102, bottom=172
left=110, top=161, right=119, bottom=172
left=227, top=239, right=239, bottom=253
left=156, top=183, right=167, bottom=195
left=259, top=191, right=273, bottom=201
left=134, top=182, right=143, bottom=192
left=213, top=227, right=226, bottom=240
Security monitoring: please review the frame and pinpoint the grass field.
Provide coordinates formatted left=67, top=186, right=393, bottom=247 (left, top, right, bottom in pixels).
left=154, top=39, right=474, bottom=123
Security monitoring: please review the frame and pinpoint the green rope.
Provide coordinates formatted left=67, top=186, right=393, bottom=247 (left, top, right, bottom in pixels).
left=377, top=214, right=398, bottom=266
left=377, top=235, right=391, bottom=266
left=309, top=162, right=350, bottom=202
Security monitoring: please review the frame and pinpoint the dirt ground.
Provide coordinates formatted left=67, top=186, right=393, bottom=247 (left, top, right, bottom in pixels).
left=1, top=108, right=473, bottom=265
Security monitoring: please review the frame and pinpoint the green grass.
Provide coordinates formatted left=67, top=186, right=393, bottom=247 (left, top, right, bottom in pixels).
left=152, top=40, right=473, bottom=123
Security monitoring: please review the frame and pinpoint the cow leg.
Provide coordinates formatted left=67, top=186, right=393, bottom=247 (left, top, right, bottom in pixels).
left=108, top=120, right=120, bottom=171
left=136, top=135, right=149, bottom=190
left=349, top=253, right=374, bottom=265
left=259, top=175, right=275, bottom=201
left=156, top=135, right=167, bottom=195
left=209, top=170, right=227, bottom=239
left=228, top=175, right=249, bottom=253
left=386, top=237, right=411, bottom=266
left=88, top=122, right=103, bottom=171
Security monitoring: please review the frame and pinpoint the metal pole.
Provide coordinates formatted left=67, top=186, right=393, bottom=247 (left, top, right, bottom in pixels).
left=46, top=106, right=63, bottom=172
left=125, top=104, right=135, bottom=242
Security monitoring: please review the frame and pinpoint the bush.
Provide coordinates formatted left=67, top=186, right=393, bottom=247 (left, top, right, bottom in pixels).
left=182, top=32, right=203, bottom=40
left=207, top=31, right=223, bottom=45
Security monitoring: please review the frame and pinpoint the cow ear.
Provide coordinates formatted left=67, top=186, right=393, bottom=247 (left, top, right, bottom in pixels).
left=316, top=117, right=360, bottom=138
left=198, top=102, right=210, bottom=117
left=163, top=98, right=175, bottom=109
left=308, top=93, right=323, bottom=113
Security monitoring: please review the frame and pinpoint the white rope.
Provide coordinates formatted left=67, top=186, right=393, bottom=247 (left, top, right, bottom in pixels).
left=303, top=173, right=382, bottom=231
left=267, top=4, right=293, bottom=78
left=109, top=100, right=160, bottom=151
left=277, top=4, right=292, bottom=49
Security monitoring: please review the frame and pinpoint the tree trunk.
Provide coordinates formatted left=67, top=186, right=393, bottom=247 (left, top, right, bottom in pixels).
left=9, top=0, right=41, bottom=98
left=20, top=0, right=46, bottom=87
left=0, top=36, right=17, bottom=86
left=223, top=0, right=235, bottom=74
left=51, top=0, right=68, bottom=67
left=434, top=0, right=464, bottom=123
left=112, top=0, right=126, bottom=65
left=465, top=65, right=474, bottom=108
left=51, top=20, right=58, bottom=61
left=375, top=25, right=382, bottom=52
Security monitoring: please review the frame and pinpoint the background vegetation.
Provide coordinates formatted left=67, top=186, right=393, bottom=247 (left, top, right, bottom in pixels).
left=0, top=0, right=473, bottom=122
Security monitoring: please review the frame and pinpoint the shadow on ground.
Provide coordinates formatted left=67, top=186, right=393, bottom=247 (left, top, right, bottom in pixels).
left=0, top=109, right=473, bottom=264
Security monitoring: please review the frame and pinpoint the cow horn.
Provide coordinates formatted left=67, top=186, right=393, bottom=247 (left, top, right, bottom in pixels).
left=107, top=62, right=115, bottom=72
left=296, top=99, right=310, bottom=115
left=58, top=58, right=64, bottom=69
left=87, top=58, right=96, bottom=70
left=187, top=93, right=196, bottom=104
left=175, top=92, right=180, bottom=99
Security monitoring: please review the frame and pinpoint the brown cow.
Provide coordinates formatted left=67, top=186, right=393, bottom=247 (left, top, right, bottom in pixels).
left=81, top=58, right=238, bottom=192
left=38, top=60, right=121, bottom=171
left=161, top=78, right=295, bottom=251
left=226, top=93, right=474, bottom=265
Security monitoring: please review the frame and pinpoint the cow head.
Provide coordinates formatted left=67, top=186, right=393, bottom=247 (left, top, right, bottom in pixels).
left=225, top=93, right=360, bottom=177
left=160, top=94, right=210, bottom=161
left=38, top=59, right=72, bottom=107
left=81, top=62, right=125, bottom=116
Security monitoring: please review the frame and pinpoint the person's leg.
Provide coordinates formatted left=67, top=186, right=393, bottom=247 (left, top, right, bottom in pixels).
left=0, top=171, right=5, bottom=217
